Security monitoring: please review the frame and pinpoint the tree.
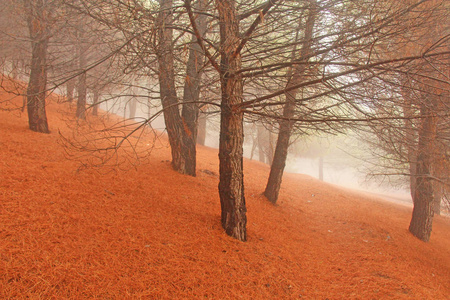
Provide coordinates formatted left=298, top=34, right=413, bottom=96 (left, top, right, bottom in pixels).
left=264, top=0, right=317, bottom=204
left=24, top=0, right=51, bottom=133
left=156, top=0, right=208, bottom=176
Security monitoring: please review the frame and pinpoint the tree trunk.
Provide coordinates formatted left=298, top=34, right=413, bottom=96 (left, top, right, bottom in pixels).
left=432, top=183, right=441, bottom=216
left=197, top=110, right=207, bottom=145
left=264, top=2, right=316, bottom=204
left=76, top=71, right=87, bottom=119
left=217, top=0, right=246, bottom=241
left=409, top=102, right=437, bottom=242
left=25, top=0, right=50, bottom=134
left=181, top=0, right=208, bottom=175
left=66, top=79, right=75, bottom=103
left=129, top=97, right=137, bottom=119
left=319, top=156, right=324, bottom=181
left=157, top=0, right=188, bottom=174
left=92, top=88, right=99, bottom=116
left=257, top=123, right=267, bottom=163
left=76, top=30, right=87, bottom=120
left=401, top=82, right=418, bottom=201
left=264, top=98, right=295, bottom=203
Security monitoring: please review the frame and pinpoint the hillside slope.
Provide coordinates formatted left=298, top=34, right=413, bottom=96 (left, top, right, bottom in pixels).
left=1, top=88, right=449, bottom=299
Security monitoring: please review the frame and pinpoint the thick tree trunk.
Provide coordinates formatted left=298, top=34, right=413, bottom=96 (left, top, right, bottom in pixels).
left=217, top=0, right=246, bottom=241
left=181, top=0, right=208, bottom=175
left=264, top=2, right=316, bottom=204
left=25, top=0, right=49, bottom=133
left=432, top=182, right=441, bottom=216
left=409, top=102, right=437, bottom=242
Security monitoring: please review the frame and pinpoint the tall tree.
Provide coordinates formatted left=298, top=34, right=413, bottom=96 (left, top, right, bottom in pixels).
left=24, top=0, right=51, bottom=133
left=155, top=0, right=208, bottom=176
left=264, top=0, right=317, bottom=203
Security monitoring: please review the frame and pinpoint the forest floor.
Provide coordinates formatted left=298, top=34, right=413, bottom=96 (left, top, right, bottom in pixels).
left=1, top=80, right=449, bottom=299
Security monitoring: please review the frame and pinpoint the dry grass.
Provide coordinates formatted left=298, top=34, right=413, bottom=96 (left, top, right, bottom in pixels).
left=1, top=80, right=449, bottom=299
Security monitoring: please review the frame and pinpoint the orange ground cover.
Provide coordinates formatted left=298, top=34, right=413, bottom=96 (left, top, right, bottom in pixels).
left=1, top=82, right=449, bottom=299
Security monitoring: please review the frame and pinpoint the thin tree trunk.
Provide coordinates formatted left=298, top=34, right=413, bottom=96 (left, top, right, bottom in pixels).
left=257, top=123, right=267, bottom=163
left=401, top=82, right=418, bottom=201
left=409, top=101, right=437, bottom=242
left=264, top=1, right=316, bottom=203
left=25, top=0, right=49, bottom=133
left=217, top=0, right=246, bottom=241
left=181, top=0, right=208, bottom=176
left=129, top=97, right=137, bottom=119
left=76, top=30, right=87, bottom=120
left=92, top=89, right=99, bottom=116
left=197, top=110, right=207, bottom=145
left=66, top=78, right=75, bottom=103
left=319, top=156, right=324, bottom=181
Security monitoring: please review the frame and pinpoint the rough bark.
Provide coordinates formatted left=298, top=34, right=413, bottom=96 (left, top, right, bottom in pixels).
left=264, top=1, right=316, bottom=204
left=25, top=0, right=49, bottom=133
left=157, top=0, right=187, bottom=174
left=217, top=0, right=246, bottom=241
left=409, top=102, right=437, bottom=242
left=181, top=0, right=208, bottom=175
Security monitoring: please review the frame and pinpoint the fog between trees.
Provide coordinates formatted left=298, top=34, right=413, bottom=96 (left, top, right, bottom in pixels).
left=0, top=0, right=449, bottom=241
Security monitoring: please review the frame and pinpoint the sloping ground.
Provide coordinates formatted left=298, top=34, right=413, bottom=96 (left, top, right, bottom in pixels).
left=1, top=87, right=449, bottom=299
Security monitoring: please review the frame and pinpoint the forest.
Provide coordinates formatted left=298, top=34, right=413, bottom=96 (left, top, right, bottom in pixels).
left=0, top=0, right=449, bottom=298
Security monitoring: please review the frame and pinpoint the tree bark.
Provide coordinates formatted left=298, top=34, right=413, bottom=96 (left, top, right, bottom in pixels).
left=157, top=0, right=188, bottom=174
left=264, top=1, right=316, bottom=204
left=25, top=0, right=49, bottom=133
left=409, top=101, right=437, bottom=242
left=432, top=182, right=441, bottom=216
left=217, top=0, right=246, bottom=241
left=181, top=0, right=208, bottom=175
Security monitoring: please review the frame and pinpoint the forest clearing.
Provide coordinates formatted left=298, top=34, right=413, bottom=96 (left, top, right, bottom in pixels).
left=1, top=88, right=449, bottom=299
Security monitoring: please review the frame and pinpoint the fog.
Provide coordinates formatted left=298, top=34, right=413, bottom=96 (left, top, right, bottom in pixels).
left=95, top=95, right=412, bottom=207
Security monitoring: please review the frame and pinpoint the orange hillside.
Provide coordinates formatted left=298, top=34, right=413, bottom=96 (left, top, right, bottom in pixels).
left=1, top=84, right=449, bottom=299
